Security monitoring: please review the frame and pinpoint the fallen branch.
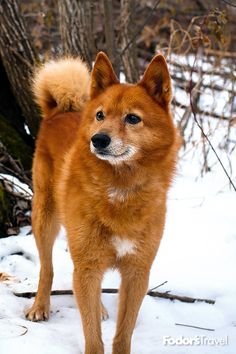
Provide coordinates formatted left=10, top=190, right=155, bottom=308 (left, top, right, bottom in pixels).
left=147, top=290, right=215, bottom=304
left=13, top=288, right=215, bottom=305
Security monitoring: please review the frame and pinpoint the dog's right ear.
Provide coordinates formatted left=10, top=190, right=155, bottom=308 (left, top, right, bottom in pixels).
left=90, top=52, right=119, bottom=98
left=139, top=54, right=172, bottom=108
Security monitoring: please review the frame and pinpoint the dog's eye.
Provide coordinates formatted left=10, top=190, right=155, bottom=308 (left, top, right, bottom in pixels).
left=96, top=110, right=105, bottom=121
left=125, top=114, right=141, bottom=125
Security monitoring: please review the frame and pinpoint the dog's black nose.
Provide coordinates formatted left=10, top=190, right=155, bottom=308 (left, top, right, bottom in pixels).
left=91, top=133, right=111, bottom=149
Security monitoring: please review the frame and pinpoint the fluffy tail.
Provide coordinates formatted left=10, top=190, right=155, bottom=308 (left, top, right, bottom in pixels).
left=33, top=57, right=90, bottom=118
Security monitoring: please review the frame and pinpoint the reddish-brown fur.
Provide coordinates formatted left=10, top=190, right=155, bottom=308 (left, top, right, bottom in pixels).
left=26, top=52, right=179, bottom=354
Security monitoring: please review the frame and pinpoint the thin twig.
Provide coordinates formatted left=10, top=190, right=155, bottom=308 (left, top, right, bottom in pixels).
left=19, top=325, right=28, bottom=336
left=175, top=323, right=215, bottom=331
left=149, top=281, right=168, bottom=292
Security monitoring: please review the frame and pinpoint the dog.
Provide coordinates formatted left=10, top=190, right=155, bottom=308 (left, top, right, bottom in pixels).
left=26, top=52, right=179, bottom=354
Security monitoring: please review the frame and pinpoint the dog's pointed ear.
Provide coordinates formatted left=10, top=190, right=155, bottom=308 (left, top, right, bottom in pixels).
left=90, top=52, right=119, bottom=98
left=139, top=54, right=172, bottom=107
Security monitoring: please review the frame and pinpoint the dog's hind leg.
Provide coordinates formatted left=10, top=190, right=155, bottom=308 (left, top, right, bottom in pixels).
left=26, top=191, right=59, bottom=321
left=26, top=157, right=60, bottom=321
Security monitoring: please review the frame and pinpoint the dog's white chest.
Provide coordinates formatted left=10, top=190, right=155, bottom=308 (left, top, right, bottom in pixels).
left=111, top=236, right=136, bottom=258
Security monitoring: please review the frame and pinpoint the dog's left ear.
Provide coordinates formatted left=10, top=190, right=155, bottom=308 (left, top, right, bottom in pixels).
left=139, top=54, right=172, bottom=107
left=91, top=52, right=119, bottom=98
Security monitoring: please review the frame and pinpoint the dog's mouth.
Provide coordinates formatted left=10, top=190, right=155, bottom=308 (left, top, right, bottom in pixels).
left=96, top=150, right=128, bottom=157
left=90, top=143, right=138, bottom=164
left=95, top=149, right=132, bottom=162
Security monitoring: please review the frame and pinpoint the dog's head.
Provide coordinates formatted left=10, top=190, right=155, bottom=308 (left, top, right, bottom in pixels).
left=82, top=52, right=176, bottom=165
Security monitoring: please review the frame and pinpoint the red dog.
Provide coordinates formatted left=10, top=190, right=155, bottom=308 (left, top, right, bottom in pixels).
left=26, top=52, right=179, bottom=354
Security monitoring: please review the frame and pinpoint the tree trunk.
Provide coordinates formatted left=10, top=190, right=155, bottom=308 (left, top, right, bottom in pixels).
left=120, top=0, right=139, bottom=83
left=0, top=59, right=34, bottom=152
left=0, top=0, right=40, bottom=138
left=58, top=0, right=94, bottom=68
left=103, top=0, right=120, bottom=76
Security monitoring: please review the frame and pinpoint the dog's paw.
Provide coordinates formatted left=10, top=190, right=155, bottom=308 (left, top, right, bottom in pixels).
left=25, top=304, right=49, bottom=322
left=101, top=302, right=109, bottom=321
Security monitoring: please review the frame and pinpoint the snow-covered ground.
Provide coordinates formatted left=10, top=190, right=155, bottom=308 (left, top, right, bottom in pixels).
left=0, top=139, right=235, bottom=354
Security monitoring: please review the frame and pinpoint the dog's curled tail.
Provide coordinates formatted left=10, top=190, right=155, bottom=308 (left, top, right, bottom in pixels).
left=33, top=57, right=90, bottom=118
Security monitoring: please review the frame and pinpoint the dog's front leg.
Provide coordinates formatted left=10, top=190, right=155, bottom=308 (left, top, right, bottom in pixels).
left=73, top=266, right=104, bottom=354
left=112, top=264, right=150, bottom=354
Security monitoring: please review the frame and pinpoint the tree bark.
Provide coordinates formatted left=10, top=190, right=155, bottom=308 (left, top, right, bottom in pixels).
left=58, top=0, right=94, bottom=68
left=120, top=0, right=139, bottom=83
left=0, top=0, right=40, bottom=138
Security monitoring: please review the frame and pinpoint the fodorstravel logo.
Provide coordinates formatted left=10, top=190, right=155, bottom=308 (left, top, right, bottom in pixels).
left=163, top=335, right=229, bottom=346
